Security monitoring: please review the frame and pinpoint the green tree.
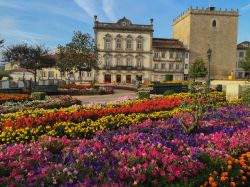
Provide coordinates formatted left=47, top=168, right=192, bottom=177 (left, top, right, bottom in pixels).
left=240, top=47, right=250, bottom=78
left=0, top=66, right=11, bottom=80
left=189, top=57, right=208, bottom=81
left=2, top=43, right=56, bottom=85
left=57, top=31, right=98, bottom=82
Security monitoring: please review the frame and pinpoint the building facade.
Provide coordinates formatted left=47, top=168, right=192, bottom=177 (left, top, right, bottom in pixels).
left=94, top=16, right=154, bottom=83
left=152, top=38, right=189, bottom=81
left=236, top=41, right=250, bottom=78
left=173, top=7, right=239, bottom=79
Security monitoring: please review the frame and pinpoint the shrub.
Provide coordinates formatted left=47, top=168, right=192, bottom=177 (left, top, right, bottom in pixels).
left=163, top=90, right=175, bottom=96
left=165, top=74, right=173, bottom=81
left=241, top=87, right=250, bottom=105
left=31, top=92, right=46, bottom=100
left=138, top=91, right=150, bottom=99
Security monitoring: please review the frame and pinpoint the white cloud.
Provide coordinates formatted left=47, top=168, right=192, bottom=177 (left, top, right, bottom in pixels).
left=0, top=17, right=18, bottom=30
left=74, top=0, right=117, bottom=21
left=74, top=0, right=98, bottom=18
left=2, top=30, right=53, bottom=44
left=103, top=0, right=117, bottom=21
left=240, top=3, right=250, bottom=12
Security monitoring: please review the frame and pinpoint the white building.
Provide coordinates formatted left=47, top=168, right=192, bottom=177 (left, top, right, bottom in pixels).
left=236, top=41, right=250, bottom=79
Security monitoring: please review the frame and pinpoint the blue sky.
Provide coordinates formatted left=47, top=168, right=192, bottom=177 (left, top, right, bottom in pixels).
left=0, top=0, right=250, bottom=51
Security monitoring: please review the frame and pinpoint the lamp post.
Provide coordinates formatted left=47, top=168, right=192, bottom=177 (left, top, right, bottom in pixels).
left=207, top=48, right=212, bottom=89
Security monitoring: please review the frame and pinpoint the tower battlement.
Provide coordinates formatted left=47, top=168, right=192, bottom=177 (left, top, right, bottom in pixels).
left=173, top=7, right=239, bottom=24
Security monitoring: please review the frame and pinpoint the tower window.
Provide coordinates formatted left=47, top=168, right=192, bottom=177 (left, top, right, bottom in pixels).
left=212, top=20, right=216, bottom=27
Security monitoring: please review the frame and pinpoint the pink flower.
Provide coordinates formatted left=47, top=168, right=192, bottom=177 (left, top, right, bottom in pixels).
left=160, top=170, right=166, bottom=176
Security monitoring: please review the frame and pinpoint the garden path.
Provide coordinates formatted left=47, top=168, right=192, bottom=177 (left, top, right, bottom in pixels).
left=72, top=89, right=137, bottom=104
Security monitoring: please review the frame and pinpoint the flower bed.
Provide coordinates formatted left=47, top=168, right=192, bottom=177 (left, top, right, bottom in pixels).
left=0, top=95, right=81, bottom=114
left=0, top=92, right=227, bottom=144
left=58, top=84, right=114, bottom=95
left=0, top=94, right=31, bottom=104
left=0, top=105, right=249, bottom=186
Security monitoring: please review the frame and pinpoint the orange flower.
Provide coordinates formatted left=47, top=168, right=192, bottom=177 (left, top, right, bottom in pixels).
left=208, top=176, right=214, bottom=184
left=220, top=176, right=227, bottom=182
left=239, top=169, right=244, bottom=174
left=227, top=165, right=232, bottom=170
left=228, top=160, right=233, bottom=165
left=221, top=172, right=228, bottom=177
left=211, top=182, right=218, bottom=187
left=241, top=176, right=247, bottom=181
left=234, top=159, right=239, bottom=164
left=230, top=182, right=236, bottom=187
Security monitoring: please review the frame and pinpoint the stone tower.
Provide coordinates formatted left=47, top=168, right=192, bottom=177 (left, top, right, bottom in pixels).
left=173, top=7, right=239, bottom=79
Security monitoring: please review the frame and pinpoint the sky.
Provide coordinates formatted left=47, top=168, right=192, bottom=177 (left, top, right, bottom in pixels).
left=0, top=0, right=250, bottom=52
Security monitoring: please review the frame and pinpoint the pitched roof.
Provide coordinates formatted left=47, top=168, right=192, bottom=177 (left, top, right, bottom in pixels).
left=10, top=68, right=35, bottom=74
left=152, top=38, right=186, bottom=50
left=237, top=41, right=250, bottom=49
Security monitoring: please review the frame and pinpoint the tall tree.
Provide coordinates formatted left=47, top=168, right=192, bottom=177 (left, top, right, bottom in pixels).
left=57, top=31, right=98, bottom=82
left=189, top=57, right=208, bottom=81
left=240, top=47, right=250, bottom=78
left=2, top=43, right=56, bottom=85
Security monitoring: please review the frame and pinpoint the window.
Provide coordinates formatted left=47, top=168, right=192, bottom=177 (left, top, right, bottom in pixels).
left=122, top=22, right=127, bottom=27
left=126, top=75, right=131, bottom=83
left=105, top=38, right=111, bottom=50
left=154, top=63, right=158, bottom=69
left=176, top=64, right=180, bottom=70
left=137, top=40, right=143, bottom=50
left=137, top=58, right=143, bottom=67
left=126, top=36, right=133, bottom=50
left=185, top=53, right=189, bottom=58
left=80, top=71, right=85, bottom=77
left=126, top=39, right=132, bottom=49
left=185, top=64, right=188, bottom=69
left=169, top=64, right=173, bottom=70
left=116, top=56, right=122, bottom=66
left=238, top=72, right=243, bottom=78
left=61, top=72, right=65, bottom=77
left=87, top=72, right=91, bottom=77
left=116, top=38, right=122, bottom=49
left=161, top=63, right=166, bottom=69
left=239, top=52, right=244, bottom=58
left=176, top=53, right=180, bottom=59
left=49, top=71, right=54, bottom=78
left=126, top=56, right=132, bottom=66
left=154, top=75, right=158, bottom=81
left=105, top=56, right=111, bottom=67
left=169, top=52, right=174, bottom=59
left=162, top=52, right=166, bottom=58
left=154, top=52, right=159, bottom=58
left=212, top=20, right=216, bottom=27
left=40, top=71, right=46, bottom=77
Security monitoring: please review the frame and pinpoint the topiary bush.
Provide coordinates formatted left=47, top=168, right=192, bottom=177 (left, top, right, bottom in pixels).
left=31, top=92, right=46, bottom=100
left=241, top=87, right=250, bottom=105
left=163, top=90, right=175, bottom=96
left=138, top=91, right=150, bottom=99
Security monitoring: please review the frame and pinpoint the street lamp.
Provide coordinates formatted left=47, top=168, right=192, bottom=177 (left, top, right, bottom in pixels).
left=207, top=48, right=212, bottom=89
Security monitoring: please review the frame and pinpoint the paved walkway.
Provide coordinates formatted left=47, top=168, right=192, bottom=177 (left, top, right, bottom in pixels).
left=72, top=89, right=137, bottom=104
